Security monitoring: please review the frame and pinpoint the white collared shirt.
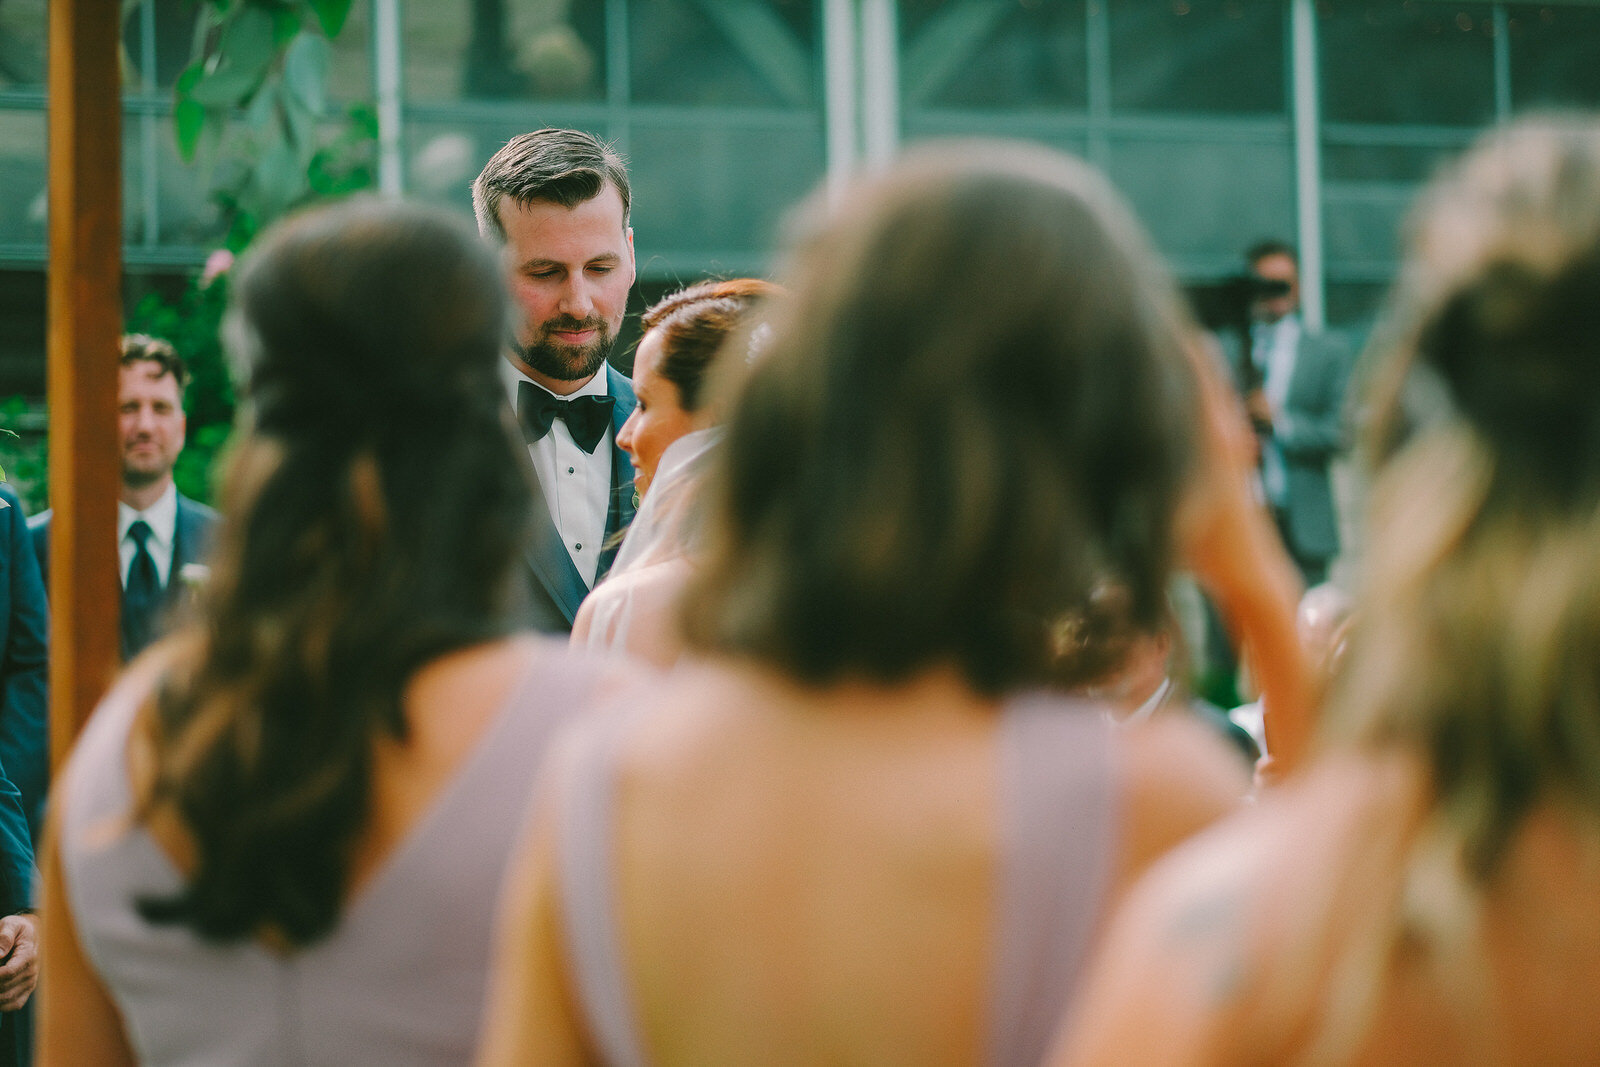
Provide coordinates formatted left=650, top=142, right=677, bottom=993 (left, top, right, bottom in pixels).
left=118, top=481, right=178, bottom=589
left=502, top=359, right=615, bottom=588
left=1252, top=313, right=1301, bottom=506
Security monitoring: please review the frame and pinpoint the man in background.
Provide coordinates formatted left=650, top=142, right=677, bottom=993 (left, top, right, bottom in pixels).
left=472, top=128, right=638, bottom=633
left=31, top=335, right=219, bottom=662
left=1233, top=240, right=1353, bottom=586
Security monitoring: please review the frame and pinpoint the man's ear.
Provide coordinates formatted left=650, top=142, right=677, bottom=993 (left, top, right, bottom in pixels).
left=626, top=226, right=637, bottom=285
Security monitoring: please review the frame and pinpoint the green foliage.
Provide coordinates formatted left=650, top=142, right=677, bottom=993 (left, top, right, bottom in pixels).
left=174, top=0, right=375, bottom=238
left=0, top=402, right=48, bottom=515
left=126, top=0, right=375, bottom=506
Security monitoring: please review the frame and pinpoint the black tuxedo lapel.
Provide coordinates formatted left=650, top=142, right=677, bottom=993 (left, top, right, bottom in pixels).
left=524, top=486, right=589, bottom=625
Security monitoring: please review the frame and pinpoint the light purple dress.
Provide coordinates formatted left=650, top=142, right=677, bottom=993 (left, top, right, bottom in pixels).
left=57, top=644, right=594, bottom=1066
left=556, top=692, right=1117, bottom=1067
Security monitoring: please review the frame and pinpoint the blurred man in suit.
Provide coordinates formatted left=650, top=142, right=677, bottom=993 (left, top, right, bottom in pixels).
left=31, top=335, right=219, bottom=661
left=473, top=128, right=638, bottom=632
left=1233, top=241, right=1353, bottom=586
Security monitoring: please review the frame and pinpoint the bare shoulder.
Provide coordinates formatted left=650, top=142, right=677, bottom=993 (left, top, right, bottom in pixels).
left=1056, top=756, right=1416, bottom=1067
left=1112, top=713, right=1253, bottom=880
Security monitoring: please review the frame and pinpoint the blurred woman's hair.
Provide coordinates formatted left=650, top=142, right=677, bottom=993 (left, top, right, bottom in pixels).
left=1339, top=116, right=1600, bottom=880
left=135, top=199, right=533, bottom=946
left=681, top=141, right=1198, bottom=695
left=640, top=278, right=782, bottom=412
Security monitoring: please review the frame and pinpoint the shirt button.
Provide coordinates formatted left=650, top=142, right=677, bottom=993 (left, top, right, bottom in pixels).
left=567, top=466, right=575, bottom=474
left=574, top=543, right=583, bottom=551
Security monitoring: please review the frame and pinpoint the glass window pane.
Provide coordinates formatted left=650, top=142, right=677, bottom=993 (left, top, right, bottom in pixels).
left=151, top=118, right=231, bottom=247
left=898, top=0, right=1087, bottom=110
left=0, top=0, right=46, bottom=88
left=1319, top=2, right=1495, bottom=127
left=1322, top=194, right=1407, bottom=268
left=1109, top=0, right=1284, bottom=116
left=628, top=119, right=824, bottom=263
left=405, top=0, right=606, bottom=103
left=1508, top=4, right=1600, bottom=111
left=631, top=0, right=818, bottom=107
left=901, top=117, right=1087, bottom=158
left=1324, top=281, right=1390, bottom=333
left=405, top=119, right=615, bottom=215
left=1321, top=142, right=1459, bottom=184
left=0, top=110, right=45, bottom=246
left=1106, top=136, right=1293, bottom=267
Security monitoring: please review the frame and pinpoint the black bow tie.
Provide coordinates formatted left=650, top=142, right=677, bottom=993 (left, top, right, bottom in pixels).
left=517, top=382, right=615, bottom=454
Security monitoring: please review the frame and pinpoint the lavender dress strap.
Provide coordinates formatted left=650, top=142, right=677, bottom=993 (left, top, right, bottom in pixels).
left=988, top=695, right=1117, bottom=1067
left=557, top=712, right=651, bottom=1067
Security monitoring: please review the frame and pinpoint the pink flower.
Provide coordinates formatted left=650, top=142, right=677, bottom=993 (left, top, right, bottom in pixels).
left=200, top=249, right=235, bottom=289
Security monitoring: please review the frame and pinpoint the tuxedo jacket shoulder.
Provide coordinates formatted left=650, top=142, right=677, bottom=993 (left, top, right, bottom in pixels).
left=519, top=362, right=638, bottom=634
left=0, top=485, right=42, bottom=910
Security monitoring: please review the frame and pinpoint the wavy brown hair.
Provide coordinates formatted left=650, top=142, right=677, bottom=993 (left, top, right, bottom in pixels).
left=135, top=200, right=533, bottom=946
left=1336, top=117, right=1600, bottom=879
left=680, top=142, right=1198, bottom=695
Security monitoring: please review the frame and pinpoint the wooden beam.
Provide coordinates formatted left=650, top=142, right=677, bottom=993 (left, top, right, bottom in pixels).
left=47, top=0, right=123, bottom=767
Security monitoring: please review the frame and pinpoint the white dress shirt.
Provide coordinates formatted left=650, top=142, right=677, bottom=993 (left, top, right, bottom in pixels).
left=118, top=481, right=178, bottom=589
left=502, top=359, right=615, bottom=588
left=1252, top=313, right=1301, bottom=507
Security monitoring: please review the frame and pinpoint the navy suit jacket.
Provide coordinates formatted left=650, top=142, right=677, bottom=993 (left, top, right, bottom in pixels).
left=518, top=362, right=638, bottom=634
left=30, top=490, right=220, bottom=661
left=0, top=486, right=42, bottom=912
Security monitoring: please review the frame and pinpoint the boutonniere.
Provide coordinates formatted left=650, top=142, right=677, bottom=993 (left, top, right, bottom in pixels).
left=177, top=562, right=211, bottom=594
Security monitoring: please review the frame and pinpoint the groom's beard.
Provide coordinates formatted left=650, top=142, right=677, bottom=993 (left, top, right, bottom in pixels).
left=512, top=316, right=615, bottom=382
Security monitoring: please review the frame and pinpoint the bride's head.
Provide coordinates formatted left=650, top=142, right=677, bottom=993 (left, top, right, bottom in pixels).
left=618, top=279, right=780, bottom=497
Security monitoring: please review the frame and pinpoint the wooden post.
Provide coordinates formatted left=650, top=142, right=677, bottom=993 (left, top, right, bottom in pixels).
left=47, top=0, right=123, bottom=767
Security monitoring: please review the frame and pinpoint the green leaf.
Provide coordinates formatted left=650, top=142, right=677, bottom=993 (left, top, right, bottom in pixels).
left=256, top=137, right=306, bottom=209
left=189, top=66, right=260, bottom=107
left=175, top=62, right=203, bottom=95
left=271, top=7, right=302, bottom=47
left=217, top=5, right=276, bottom=79
left=283, top=34, right=329, bottom=116
left=308, top=0, right=354, bottom=38
left=175, top=98, right=208, bottom=160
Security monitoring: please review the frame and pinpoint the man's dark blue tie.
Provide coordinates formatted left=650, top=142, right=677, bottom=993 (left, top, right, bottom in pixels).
left=122, top=519, right=161, bottom=659
left=517, top=381, right=615, bottom=454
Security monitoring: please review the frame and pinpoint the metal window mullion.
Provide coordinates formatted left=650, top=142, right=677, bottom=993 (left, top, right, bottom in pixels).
left=823, top=0, right=859, bottom=200
left=1085, top=0, right=1112, bottom=169
left=140, top=0, right=159, bottom=245
left=1493, top=4, right=1512, bottom=121
left=607, top=0, right=632, bottom=157
left=1290, top=0, right=1325, bottom=333
left=373, top=0, right=404, bottom=196
left=859, top=0, right=898, bottom=168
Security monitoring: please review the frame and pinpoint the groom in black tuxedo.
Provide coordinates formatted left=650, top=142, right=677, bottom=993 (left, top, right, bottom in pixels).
left=473, top=129, right=639, bottom=633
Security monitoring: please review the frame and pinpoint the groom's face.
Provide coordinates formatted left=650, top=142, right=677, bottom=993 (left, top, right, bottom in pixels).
left=498, top=183, right=636, bottom=391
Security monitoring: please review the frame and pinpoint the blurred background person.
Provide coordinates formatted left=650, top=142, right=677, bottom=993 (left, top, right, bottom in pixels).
left=573, top=277, right=779, bottom=665
left=480, top=141, right=1306, bottom=1067
left=1222, top=240, right=1354, bottom=587
left=0, top=484, right=42, bottom=1067
left=29, top=337, right=219, bottom=664
left=1057, top=116, right=1600, bottom=1067
left=40, top=200, right=608, bottom=1066
left=1060, top=584, right=1259, bottom=770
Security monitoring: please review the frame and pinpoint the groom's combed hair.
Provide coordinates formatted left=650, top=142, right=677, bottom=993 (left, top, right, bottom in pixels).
left=472, top=127, right=631, bottom=241
left=681, top=142, right=1198, bottom=696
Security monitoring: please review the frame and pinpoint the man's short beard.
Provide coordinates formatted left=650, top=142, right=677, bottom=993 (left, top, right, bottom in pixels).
left=512, top=320, right=616, bottom=383
left=121, top=463, right=168, bottom=490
